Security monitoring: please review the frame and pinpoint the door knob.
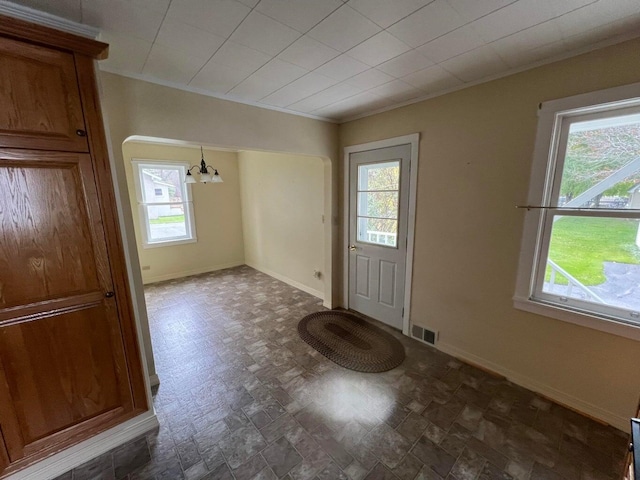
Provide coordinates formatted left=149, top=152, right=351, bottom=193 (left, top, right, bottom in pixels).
left=349, top=245, right=357, bottom=251
left=76, top=129, right=87, bottom=137
left=105, top=291, right=115, bottom=298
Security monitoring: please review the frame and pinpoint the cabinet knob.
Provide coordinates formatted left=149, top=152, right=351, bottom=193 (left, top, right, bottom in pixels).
left=76, top=129, right=87, bottom=137
left=105, top=291, right=115, bottom=298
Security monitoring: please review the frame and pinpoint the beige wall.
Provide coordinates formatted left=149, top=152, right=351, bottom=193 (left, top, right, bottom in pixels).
left=100, top=72, right=338, bottom=304
left=98, top=72, right=339, bottom=382
left=339, top=38, right=640, bottom=430
left=121, top=142, right=244, bottom=284
left=99, top=39, right=640, bottom=429
left=239, top=151, right=325, bottom=299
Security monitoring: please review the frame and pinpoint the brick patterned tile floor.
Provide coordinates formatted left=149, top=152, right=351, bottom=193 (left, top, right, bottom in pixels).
left=55, top=266, right=628, bottom=480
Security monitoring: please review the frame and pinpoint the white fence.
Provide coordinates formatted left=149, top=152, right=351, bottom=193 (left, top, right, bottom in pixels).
left=546, top=259, right=606, bottom=304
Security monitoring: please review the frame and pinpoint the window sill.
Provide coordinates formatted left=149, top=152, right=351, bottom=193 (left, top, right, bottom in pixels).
left=513, top=296, right=640, bottom=341
left=143, top=238, right=197, bottom=249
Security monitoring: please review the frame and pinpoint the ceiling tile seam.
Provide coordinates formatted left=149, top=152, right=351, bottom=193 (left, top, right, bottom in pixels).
left=190, top=1, right=328, bottom=96
left=185, top=0, right=262, bottom=86
left=443, top=0, right=518, bottom=28
left=466, top=0, right=602, bottom=46
left=253, top=53, right=364, bottom=105
left=384, top=0, right=568, bottom=58
left=99, top=66, right=337, bottom=123
left=252, top=9, right=418, bottom=106
left=339, top=28, right=640, bottom=123
left=560, top=10, right=640, bottom=46
left=295, top=69, right=421, bottom=114
left=305, top=87, right=388, bottom=116
left=221, top=0, right=352, bottom=98
left=248, top=1, right=430, bottom=103
left=272, top=49, right=428, bottom=110
left=147, top=0, right=610, bottom=114
left=347, top=0, right=435, bottom=30
left=221, top=41, right=309, bottom=96
left=359, top=0, right=516, bottom=37
left=472, top=1, right=607, bottom=69
left=548, top=0, right=607, bottom=44
left=382, top=1, right=605, bottom=79
left=140, top=0, right=173, bottom=74
left=302, top=5, right=381, bottom=55
left=307, top=0, right=513, bottom=83
left=227, top=57, right=309, bottom=98
left=281, top=66, right=412, bottom=112
left=255, top=0, right=344, bottom=35
left=100, top=27, right=640, bottom=124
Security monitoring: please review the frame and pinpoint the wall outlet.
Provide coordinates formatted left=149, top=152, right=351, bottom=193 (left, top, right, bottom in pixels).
left=142, top=265, right=151, bottom=271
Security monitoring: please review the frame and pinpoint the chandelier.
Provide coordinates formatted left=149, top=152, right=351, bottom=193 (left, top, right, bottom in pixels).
left=185, top=147, right=223, bottom=184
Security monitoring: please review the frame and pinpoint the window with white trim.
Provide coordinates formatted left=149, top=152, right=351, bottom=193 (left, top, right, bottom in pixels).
left=516, top=85, right=640, bottom=334
left=132, top=161, right=196, bottom=247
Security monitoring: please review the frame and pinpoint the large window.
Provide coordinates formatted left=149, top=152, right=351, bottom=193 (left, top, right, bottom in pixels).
left=132, top=161, right=196, bottom=247
left=516, top=85, right=640, bottom=337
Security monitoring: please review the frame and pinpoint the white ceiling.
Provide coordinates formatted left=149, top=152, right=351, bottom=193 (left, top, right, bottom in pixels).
left=9, top=0, right=640, bottom=122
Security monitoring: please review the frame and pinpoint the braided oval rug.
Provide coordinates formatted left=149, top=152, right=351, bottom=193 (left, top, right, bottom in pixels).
left=298, top=310, right=405, bottom=373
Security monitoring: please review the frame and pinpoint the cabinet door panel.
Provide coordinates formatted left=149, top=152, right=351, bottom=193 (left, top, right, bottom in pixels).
left=0, top=37, right=88, bottom=152
left=0, top=150, right=133, bottom=464
left=0, top=305, right=129, bottom=460
left=0, top=159, right=100, bottom=309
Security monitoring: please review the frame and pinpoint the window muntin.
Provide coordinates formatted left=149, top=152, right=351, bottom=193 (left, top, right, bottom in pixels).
left=532, top=106, right=640, bottom=324
left=356, top=161, right=400, bottom=247
left=133, top=162, right=196, bottom=247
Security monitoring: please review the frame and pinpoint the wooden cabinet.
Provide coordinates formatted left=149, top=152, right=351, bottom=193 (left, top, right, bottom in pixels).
left=0, top=36, right=88, bottom=152
left=0, top=15, right=147, bottom=478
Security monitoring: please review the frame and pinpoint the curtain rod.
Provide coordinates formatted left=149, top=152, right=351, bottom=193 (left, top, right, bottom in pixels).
left=516, top=205, right=640, bottom=212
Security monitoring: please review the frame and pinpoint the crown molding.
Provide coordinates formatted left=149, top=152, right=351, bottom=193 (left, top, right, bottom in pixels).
left=99, top=66, right=338, bottom=124
left=340, top=30, right=640, bottom=124
left=0, top=0, right=98, bottom=38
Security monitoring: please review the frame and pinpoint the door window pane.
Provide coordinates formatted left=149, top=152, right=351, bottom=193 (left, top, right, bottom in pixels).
left=358, top=162, right=399, bottom=191
left=356, top=160, right=400, bottom=248
left=357, top=218, right=398, bottom=246
left=542, top=215, right=640, bottom=312
left=357, top=192, right=399, bottom=218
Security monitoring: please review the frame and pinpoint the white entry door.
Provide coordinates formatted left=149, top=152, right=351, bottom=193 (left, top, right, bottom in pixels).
left=348, top=144, right=411, bottom=330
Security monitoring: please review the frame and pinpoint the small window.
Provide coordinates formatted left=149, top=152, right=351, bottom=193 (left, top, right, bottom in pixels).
left=132, top=161, right=196, bottom=247
left=356, top=161, right=400, bottom=247
left=516, top=85, right=640, bottom=336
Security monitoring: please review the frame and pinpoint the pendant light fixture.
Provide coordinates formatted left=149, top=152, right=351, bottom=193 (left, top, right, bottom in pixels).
left=185, top=146, right=223, bottom=184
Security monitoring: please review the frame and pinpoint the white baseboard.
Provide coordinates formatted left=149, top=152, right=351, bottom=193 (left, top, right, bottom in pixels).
left=149, top=374, right=160, bottom=387
left=436, top=341, right=628, bottom=432
left=246, top=262, right=324, bottom=300
left=11, top=411, right=159, bottom=480
left=142, top=261, right=244, bottom=284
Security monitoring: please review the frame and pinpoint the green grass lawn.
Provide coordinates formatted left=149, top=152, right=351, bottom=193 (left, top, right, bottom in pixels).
left=546, top=217, right=640, bottom=285
left=149, top=215, right=185, bottom=224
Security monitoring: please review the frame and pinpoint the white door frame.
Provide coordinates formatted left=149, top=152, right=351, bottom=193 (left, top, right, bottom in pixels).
left=343, top=133, right=420, bottom=336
